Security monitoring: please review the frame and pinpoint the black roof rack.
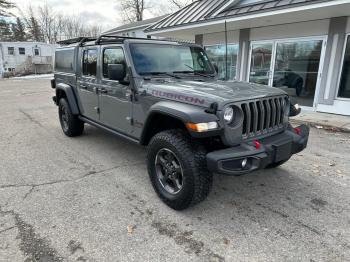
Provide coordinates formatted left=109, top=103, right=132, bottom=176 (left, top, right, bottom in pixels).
left=57, top=35, right=195, bottom=46
left=57, top=37, right=97, bottom=46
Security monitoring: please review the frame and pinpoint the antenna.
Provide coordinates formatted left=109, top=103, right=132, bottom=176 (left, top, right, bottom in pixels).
left=225, top=20, right=228, bottom=81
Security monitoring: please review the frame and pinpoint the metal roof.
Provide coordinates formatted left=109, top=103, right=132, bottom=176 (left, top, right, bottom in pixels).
left=146, top=0, right=330, bottom=32
left=103, top=15, right=168, bottom=34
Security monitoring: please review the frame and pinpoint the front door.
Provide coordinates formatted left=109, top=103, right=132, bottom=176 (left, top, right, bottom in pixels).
left=248, top=38, right=326, bottom=108
left=77, top=48, right=99, bottom=121
left=99, top=47, right=132, bottom=134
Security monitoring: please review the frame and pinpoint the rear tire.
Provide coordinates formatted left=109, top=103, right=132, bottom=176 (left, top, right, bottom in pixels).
left=147, top=130, right=213, bottom=210
left=58, top=98, right=84, bottom=137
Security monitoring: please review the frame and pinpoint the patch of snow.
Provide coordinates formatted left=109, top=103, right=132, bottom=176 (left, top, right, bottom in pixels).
left=12, top=74, right=54, bottom=80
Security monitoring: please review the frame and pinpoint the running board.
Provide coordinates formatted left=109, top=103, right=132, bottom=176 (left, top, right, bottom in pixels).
left=79, top=116, right=139, bottom=144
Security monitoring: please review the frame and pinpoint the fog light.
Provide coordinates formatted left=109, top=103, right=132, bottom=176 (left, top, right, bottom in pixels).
left=242, top=158, right=248, bottom=168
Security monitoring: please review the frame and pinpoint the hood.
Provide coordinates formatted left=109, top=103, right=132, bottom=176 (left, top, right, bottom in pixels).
left=143, top=79, right=287, bottom=109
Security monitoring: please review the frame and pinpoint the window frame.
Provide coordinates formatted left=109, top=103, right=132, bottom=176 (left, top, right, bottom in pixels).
left=102, top=47, right=126, bottom=80
left=19, top=47, right=25, bottom=55
left=82, top=48, right=98, bottom=78
left=336, top=33, right=350, bottom=101
left=8, top=47, right=15, bottom=55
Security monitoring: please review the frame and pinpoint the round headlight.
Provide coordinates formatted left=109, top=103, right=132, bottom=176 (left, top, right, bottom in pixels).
left=224, top=107, right=234, bottom=123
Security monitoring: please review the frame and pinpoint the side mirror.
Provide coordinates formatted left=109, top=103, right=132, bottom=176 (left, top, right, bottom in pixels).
left=108, top=64, right=126, bottom=81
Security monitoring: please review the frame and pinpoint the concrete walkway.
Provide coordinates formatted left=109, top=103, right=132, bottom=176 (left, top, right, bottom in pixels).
left=290, top=110, right=350, bottom=133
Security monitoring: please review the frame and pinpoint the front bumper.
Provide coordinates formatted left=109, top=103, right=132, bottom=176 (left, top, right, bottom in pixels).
left=207, top=125, right=309, bottom=175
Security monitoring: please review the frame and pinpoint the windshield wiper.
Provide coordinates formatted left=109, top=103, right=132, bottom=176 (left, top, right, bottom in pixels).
left=182, top=64, right=215, bottom=78
left=141, top=72, right=182, bottom=79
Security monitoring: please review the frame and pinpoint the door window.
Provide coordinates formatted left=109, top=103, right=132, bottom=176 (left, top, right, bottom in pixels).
left=83, top=49, right=98, bottom=77
left=34, top=48, right=40, bottom=56
left=103, top=48, right=126, bottom=79
left=249, top=43, right=273, bottom=85
left=205, top=44, right=238, bottom=80
left=19, top=48, right=25, bottom=55
left=273, top=40, right=322, bottom=107
left=8, top=47, right=14, bottom=55
left=338, top=36, right=350, bottom=99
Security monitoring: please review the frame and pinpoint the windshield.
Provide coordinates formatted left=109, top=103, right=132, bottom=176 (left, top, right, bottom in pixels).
left=130, top=43, right=215, bottom=76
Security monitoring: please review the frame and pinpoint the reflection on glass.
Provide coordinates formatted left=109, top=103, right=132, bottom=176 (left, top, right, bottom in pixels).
left=273, top=40, right=322, bottom=107
left=205, top=44, right=238, bottom=80
left=338, top=36, right=350, bottom=99
left=249, top=43, right=273, bottom=85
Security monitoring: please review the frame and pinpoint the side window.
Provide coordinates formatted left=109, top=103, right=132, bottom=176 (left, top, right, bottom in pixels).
left=83, top=49, right=98, bottom=77
left=103, top=48, right=126, bottom=79
left=19, top=48, right=25, bottom=55
left=8, top=47, right=14, bottom=55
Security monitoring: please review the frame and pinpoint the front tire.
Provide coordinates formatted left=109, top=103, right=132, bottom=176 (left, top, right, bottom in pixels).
left=147, top=130, right=213, bottom=210
left=58, top=98, right=84, bottom=137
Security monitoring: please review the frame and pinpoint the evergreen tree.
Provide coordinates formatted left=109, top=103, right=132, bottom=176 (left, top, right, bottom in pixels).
left=0, top=0, right=15, bottom=17
left=12, top=17, right=26, bottom=41
left=29, top=16, right=42, bottom=42
left=0, top=19, right=12, bottom=41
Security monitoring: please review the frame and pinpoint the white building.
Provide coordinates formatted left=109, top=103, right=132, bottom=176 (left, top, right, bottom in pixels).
left=146, top=0, right=350, bottom=116
left=103, top=15, right=168, bottom=38
left=0, top=42, right=56, bottom=78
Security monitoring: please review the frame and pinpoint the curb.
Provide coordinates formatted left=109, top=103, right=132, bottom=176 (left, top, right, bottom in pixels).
left=290, top=119, right=350, bottom=133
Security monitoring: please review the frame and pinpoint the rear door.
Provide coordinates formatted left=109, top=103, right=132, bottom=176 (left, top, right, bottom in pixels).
left=99, top=46, right=132, bottom=134
left=77, top=48, right=100, bottom=121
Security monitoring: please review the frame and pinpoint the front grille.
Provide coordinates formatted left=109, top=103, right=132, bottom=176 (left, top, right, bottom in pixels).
left=241, top=96, right=288, bottom=138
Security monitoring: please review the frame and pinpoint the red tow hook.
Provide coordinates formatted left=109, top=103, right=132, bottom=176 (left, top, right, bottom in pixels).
left=254, top=140, right=261, bottom=150
left=294, top=127, right=302, bottom=136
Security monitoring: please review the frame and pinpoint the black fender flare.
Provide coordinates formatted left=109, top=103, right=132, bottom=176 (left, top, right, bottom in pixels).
left=56, top=83, right=80, bottom=115
left=140, top=101, right=221, bottom=144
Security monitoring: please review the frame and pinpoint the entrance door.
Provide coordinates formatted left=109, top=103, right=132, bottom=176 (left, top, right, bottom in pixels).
left=248, top=42, right=274, bottom=86
left=77, top=48, right=100, bottom=121
left=99, top=46, right=132, bottom=134
left=248, top=38, right=326, bottom=108
left=272, top=39, right=324, bottom=107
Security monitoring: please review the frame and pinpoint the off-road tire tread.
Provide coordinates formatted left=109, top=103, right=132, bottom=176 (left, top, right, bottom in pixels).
left=59, top=98, right=84, bottom=137
left=147, top=130, right=213, bottom=210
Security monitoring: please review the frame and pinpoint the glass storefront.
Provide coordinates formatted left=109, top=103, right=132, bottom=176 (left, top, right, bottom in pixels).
left=273, top=40, right=323, bottom=107
left=338, top=35, right=350, bottom=99
left=248, top=39, right=324, bottom=107
left=249, top=43, right=273, bottom=85
left=205, top=44, right=238, bottom=80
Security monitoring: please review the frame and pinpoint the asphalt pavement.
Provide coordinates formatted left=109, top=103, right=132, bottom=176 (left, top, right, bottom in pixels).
left=0, top=78, right=349, bottom=262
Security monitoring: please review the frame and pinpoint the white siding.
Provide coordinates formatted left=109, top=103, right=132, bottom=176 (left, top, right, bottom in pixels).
left=203, top=30, right=239, bottom=45
left=250, top=19, right=330, bottom=41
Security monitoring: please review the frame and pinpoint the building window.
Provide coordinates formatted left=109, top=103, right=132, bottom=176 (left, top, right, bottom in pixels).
left=19, top=48, right=25, bottom=55
left=83, top=49, right=98, bottom=77
left=205, top=44, right=239, bottom=80
left=338, top=35, right=350, bottom=99
left=103, top=48, right=126, bottom=78
left=8, top=47, right=15, bottom=55
left=34, top=48, right=40, bottom=56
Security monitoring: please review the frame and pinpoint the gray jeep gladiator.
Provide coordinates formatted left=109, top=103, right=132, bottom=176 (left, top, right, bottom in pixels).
left=51, top=35, right=309, bottom=210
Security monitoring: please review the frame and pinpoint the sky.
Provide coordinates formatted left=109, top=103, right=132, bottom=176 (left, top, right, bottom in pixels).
left=9, top=0, right=162, bottom=31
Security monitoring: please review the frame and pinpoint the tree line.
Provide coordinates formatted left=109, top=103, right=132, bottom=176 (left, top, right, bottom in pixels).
left=0, top=1, right=103, bottom=43
left=0, top=0, right=195, bottom=43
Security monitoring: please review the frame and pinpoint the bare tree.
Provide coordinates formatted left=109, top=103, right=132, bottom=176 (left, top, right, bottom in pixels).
left=0, top=0, right=15, bottom=16
left=120, top=0, right=147, bottom=22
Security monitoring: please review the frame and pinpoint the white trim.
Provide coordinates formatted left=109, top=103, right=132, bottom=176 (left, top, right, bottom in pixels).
left=324, top=33, right=339, bottom=100
left=149, top=0, right=350, bottom=34
left=335, top=33, right=350, bottom=99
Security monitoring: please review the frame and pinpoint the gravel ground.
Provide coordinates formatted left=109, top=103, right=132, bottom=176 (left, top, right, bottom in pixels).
left=0, top=79, right=349, bottom=262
